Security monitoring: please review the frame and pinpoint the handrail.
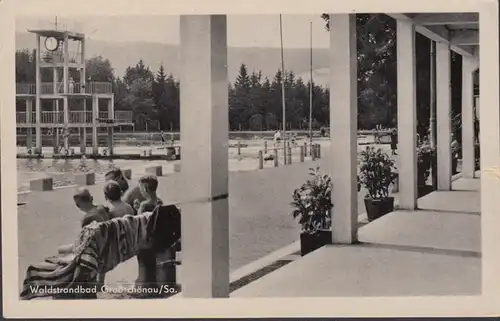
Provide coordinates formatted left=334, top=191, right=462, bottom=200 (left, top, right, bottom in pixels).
left=16, top=110, right=133, bottom=124
left=16, top=81, right=113, bottom=95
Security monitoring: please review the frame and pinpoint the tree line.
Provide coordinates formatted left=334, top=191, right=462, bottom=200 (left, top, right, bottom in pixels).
left=15, top=14, right=478, bottom=138
left=15, top=50, right=330, bottom=132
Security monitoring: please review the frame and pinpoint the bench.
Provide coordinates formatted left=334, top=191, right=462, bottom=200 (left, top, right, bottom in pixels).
left=21, top=205, right=182, bottom=300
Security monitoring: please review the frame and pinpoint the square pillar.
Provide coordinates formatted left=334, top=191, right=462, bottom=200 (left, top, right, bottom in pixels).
left=92, top=96, right=99, bottom=155
left=54, top=100, right=60, bottom=152
left=462, top=56, right=476, bottom=178
left=80, top=128, right=86, bottom=154
left=179, top=15, right=229, bottom=298
left=26, top=100, right=33, bottom=150
left=396, top=19, right=417, bottom=209
left=107, top=98, right=114, bottom=155
left=63, top=97, right=69, bottom=150
left=63, top=34, right=69, bottom=94
left=436, top=41, right=452, bottom=190
left=35, top=35, right=42, bottom=151
left=328, top=14, right=358, bottom=243
left=479, top=3, right=500, bottom=297
left=107, top=127, right=114, bottom=155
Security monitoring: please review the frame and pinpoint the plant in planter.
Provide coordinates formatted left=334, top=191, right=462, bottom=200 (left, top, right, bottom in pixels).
left=291, top=166, right=333, bottom=256
left=417, top=138, right=437, bottom=197
left=359, top=146, right=397, bottom=221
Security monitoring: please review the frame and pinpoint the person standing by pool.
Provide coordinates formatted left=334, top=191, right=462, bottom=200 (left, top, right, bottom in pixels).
left=390, top=128, right=398, bottom=155
left=273, top=130, right=281, bottom=147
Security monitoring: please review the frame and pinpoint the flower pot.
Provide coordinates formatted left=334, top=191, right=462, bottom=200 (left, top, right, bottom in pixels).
left=300, top=230, right=332, bottom=256
left=364, top=197, right=394, bottom=222
left=417, top=184, right=434, bottom=198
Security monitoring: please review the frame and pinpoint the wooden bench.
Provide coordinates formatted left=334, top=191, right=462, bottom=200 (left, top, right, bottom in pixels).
left=22, top=206, right=182, bottom=300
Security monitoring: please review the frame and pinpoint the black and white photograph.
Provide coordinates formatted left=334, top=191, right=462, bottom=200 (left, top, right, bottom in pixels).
left=2, top=0, right=500, bottom=318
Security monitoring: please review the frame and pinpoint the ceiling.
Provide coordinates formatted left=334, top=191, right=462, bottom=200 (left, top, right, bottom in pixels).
left=388, top=13, right=479, bottom=57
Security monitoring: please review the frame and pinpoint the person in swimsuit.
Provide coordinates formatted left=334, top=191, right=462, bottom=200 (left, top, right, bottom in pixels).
left=136, top=175, right=163, bottom=215
left=104, top=168, right=130, bottom=194
left=104, top=181, right=135, bottom=218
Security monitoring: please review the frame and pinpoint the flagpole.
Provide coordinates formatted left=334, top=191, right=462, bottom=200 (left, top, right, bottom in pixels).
left=308, top=21, right=313, bottom=155
left=279, top=14, right=287, bottom=161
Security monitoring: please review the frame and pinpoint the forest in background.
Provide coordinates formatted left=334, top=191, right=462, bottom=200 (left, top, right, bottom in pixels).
left=15, top=14, right=478, bottom=141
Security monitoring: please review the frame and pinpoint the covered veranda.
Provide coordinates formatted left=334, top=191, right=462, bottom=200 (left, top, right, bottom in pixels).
left=177, top=10, right=497, bottom=298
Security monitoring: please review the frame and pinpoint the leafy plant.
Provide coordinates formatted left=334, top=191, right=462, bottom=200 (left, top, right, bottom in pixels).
left=290, top=166, right=333, bottom=234
left=359, top=146, right=397, bottom=199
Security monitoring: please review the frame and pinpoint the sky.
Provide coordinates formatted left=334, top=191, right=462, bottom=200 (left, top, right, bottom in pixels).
left=15, top=14, right=330, bottom=48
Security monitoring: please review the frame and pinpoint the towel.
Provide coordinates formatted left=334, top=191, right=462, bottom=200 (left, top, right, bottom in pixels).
left=20, top=211, right=156, bottom=300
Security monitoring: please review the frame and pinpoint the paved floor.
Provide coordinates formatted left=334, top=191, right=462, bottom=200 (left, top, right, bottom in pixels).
left=20, top=157, right=362, bottom=289
left=15, top=145, right=395, bottom=293
left=231, top=176, right=481, bottom=297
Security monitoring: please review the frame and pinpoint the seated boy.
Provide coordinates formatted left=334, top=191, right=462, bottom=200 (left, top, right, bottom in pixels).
left=73, top=188, right=111, bottom=228
left=136, top=175, right=163, bottom=215
left=104, top=168, right=129, bottom=193
left=59, top=188, right=111, bottom=290
left=104, top=181, right=135, bottom=218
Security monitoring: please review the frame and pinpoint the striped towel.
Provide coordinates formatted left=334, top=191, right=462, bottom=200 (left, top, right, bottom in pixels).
left=20, top=211, right=155, bottom=300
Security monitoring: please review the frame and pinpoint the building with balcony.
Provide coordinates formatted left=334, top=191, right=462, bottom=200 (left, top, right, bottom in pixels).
left=15, top=28, right=133, bottom=156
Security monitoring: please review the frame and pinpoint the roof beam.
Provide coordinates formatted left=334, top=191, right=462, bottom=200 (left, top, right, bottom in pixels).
left=450, top=30, right=479, bottom=46
left=386, top=13, right=475, bottom=56
left=412, top=13, right=478, bottom=25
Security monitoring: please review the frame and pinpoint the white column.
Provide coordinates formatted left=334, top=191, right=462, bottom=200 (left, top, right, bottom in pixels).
left=35, top=35, right=42, bottom=150
left=63, top=34, right=70, bottom=151
left=479, top=3, right=500, bottom=297
left=92, top=96, right=99, bottom=155
left=107, top=99, right=114, bottom=155
left=396, top=20, right=417, bottom=209
left=179, top=15, right=229, bottom=298
left=63, top=34, right=69, bottom=94
left=436, top=41, right=452, bottom=190
left=63, top=97, right=69, bottom=150
left=81, top=98, right=87, bottom=154
left=26, top=100, right=33, bottom=150
left=462, top=56, right=475, bottom=178
left=53, top=67, right=57, bottom=94
left=329, top=14, right=358, bottom=243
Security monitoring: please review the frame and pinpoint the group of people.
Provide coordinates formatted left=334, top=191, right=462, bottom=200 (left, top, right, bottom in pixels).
left=72, top=169, right=163, bottom=229
left=273, top=130, right=298, bottom=147
left=59, top=169, right=164, bottom=288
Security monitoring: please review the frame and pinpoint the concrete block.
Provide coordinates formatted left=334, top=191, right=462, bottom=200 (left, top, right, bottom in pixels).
left=146, top=165, right=163, bottom=176
left=30, top=177, right=53, bottom=191
left=174, top=163, right=181, bottom=173
left=74, top=172, right=96, bottom=186
left=122, top=168, right=132, bottom=180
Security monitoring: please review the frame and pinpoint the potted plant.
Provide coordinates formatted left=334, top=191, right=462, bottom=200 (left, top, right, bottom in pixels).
left=417, top=138, right=437, bottom=197
left=291, top=166, right=333, bottom=256
left=359, top=146, right=397, bottom=221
